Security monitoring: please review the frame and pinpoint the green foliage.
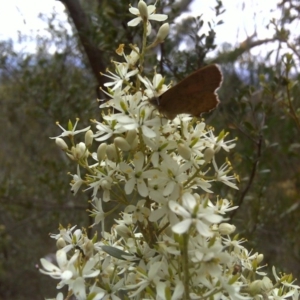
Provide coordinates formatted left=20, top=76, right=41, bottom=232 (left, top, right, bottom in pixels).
left=0, top=20, right=95, bottom=299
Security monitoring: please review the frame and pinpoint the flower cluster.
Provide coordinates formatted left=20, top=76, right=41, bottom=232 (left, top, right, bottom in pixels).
left=41, top=1, right=300, bottom=299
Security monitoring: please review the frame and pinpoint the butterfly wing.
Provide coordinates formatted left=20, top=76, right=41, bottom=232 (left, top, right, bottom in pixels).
left=150, top=65, right=222, bottom=119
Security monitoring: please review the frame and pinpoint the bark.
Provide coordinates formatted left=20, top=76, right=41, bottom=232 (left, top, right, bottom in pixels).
left=60, top=0, right=108, bottom=92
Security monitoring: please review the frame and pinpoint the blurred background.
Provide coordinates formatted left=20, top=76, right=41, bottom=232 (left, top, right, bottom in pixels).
left=0, top=0, right=299, bottom=299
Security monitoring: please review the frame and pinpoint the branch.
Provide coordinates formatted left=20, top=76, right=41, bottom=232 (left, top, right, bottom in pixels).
left=60, top=0, right=108, bottom=92
left=212, top=36, right=277, bottom=64
left=229, top=133, right=263, bottom=221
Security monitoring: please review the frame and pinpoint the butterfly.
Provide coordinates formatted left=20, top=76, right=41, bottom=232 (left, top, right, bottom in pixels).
left=149, top=64, right=222, bottom=119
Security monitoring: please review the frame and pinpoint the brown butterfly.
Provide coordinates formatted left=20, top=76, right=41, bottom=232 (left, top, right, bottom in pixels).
left=149, top=64, right=222, bottom=119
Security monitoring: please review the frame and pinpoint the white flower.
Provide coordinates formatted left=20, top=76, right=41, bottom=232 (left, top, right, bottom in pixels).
left=46, top=292, right=64, bottom=300
left=87, top=283, right=106, bottom=300
left=169, top=192, right=223, bottom=236
left=204, top=129, right=236, bottom=153
left=70, top=165, right=84, bottom=195
left=212, top=158, right=239, bottom=189
left=190, top=235, right=231, bottom=278
left=39, top=250, right=78, bottom=287
left=66, top=142, right=88, bottom=161
left=50, top=118, right=90, bottom=139
left=139, top=73, right=169, bottom=99
left=217, top=276, right=245, bottom=300
left=49, top=226, right=86, bottom=254
left=144, top=132, right=175, bottom=167
left=156, top=280, right=184, bottom=300
left=218, top=223, right=236, bottom=235
left=192, top=177, right=213, bottom=193
left=126, top=261, right=166, bottom=297
left=106, top=91, right=161, bottom=138
left=147, top=177, right=168, bottom=202
left=72, top=277, right=86, bottom=300
left=272, top=266, right=300, bottom=289
left=50, top=225, right=77, bottom=241
left=125, top=199, right=151, bottom=223
left=88, top=197, right=106, bottom=227
left=271, top=287, right=299, bottom=300
left=149, top=197, right=179, bottom=227
left=119, top=152, right=151, bottom=197
left=123, top=46, right=140, bottom=66
left=156, top=156, right=190, bottom=196
left=86, top=166, right=114, bottom=202
left=128, top=1, right=168, bottom=36
left=93, top=118, right=125, bottom=142
left=103, top=62, right=138, bottom=91
left=222, top=235, right=246, bottom=252
left=214, top=198, right=238, bottom=215
left=177, top=120, right=207, bottom=161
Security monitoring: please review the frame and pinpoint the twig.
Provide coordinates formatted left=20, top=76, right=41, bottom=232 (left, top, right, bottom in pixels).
left=229, top=132, right=262, bottom=221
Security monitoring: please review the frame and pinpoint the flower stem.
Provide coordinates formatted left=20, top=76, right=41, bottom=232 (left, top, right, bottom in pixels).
left=182, top=233, right=190, bottom=299
left=139, top=19, right=148, bottom=73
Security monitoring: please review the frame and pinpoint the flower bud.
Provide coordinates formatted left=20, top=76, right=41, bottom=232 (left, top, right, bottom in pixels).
left=55, top=138, right=68, bottom=150
left=56, top=237, right=66, bottom=249
left=106, top=144, right=117, bottom=161
left=248, top=277, right=272, bottom=296
left=83, top=239, right=94, bottom=259
left=204, top=147, right=214, bottom=163
left=73, top=229, right=82, bottom=243
left=257, top=254, right=264, bottom=264
left=126, top=129, right=137, bottom=145
left=248, top=280, right=263, bottom=296
left=102, top=177, right=112, bottom=189
left=131, top=138, right=138, bottom=150
left=218, top=223, right=236, bottom=235
left=85, top=130, right=93, bottom=148
left=156, top=23, right=169, bottom=42
left=97, top=143, right=107, bottom=161
left=147, top=23, right=170, bottom=49
left=138, top=0, right=148, bottom=20
left=115, top=225, right=132, bottom=239
left=261, top=276, right=272, bottom=291
left=178, top=143, right=191, bottom=160
left=126, top=131, right=138, bottom=150
left=75, top=142, right=87, bottom=159
left=114, top=137, right=131, bottom=151
left=67, top=147, right=76, bottom=160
